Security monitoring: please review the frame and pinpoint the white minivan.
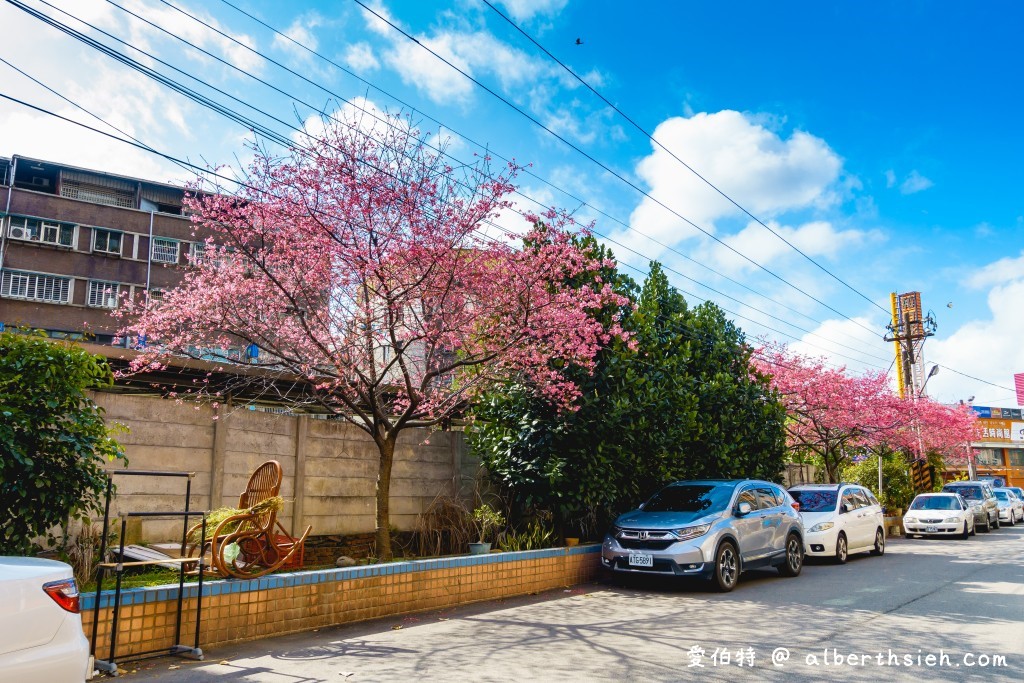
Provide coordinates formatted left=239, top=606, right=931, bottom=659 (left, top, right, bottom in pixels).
left=788, top=483, right=886, bottom=563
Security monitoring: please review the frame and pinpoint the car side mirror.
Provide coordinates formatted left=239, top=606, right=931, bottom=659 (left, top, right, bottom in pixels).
left=737, top=501, right=752, bottom=516
left=840, top=503, right=850, bottom=514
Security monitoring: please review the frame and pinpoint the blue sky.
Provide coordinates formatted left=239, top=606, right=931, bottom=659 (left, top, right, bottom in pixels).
left=1, top=0, right=1022, bottom=406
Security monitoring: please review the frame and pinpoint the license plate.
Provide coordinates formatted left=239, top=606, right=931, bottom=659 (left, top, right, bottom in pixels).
left=926, top=526, right=938, bottom=533
left=628, top=553, right=654, bottom=568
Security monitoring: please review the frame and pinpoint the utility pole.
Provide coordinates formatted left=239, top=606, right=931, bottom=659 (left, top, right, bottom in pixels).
left=884, top=292, right=936, bottom=398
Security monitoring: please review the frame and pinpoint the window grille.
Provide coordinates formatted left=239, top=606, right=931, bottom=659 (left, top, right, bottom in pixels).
left=152, top=238, right=179, bottom=264
left=88, top=280, right=120, bottom=308
left=1, top=269, right=71, bottom=303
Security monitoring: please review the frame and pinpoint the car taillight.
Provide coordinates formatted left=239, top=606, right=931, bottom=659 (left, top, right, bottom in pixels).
left=791, top=501, right=800, bottom=511
left=42, top=578, right=80, bottom=614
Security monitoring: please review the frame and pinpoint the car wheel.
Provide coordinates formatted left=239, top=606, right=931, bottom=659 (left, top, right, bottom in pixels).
left=969, top=519, right=977, bottom=536
left=992, top=513, right=1000, bottom=530
left=980, top=515, right=991, bottom=532
left=835, top=532, right=849, bottom=564
left=1008, top=514, right=1016, bottom=527
left=871, top=528, right=885, bottom=556
left=712, top=541, right=739, bottom=592
left=778, top=533, right=803, bottom=577
left=960, top=522, right=970, bottom=540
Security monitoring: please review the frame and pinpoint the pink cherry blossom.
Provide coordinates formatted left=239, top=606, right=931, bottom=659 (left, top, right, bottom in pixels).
left=117, top=112, right=628, bottom=559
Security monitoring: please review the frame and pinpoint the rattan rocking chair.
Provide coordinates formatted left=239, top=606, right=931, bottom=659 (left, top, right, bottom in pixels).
left=190, top=460, right=311, bottom=579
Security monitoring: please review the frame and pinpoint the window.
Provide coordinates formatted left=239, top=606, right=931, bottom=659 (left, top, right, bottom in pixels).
left=840, top=490, right=859, bottom=513
left=850, top=489, right=871, bottom=509
left=189, top=241, right=206, bottom=264
left=736, top=488, right=758, bottom=511
left=1008, top=449, right=1024, bottom=467
left=754, top=486, right=781, bottom=509
left=87, top=280, right=120, bottom=308
left=7, top=216, right=74, bottom=247
left=93, top=228, right=123, bottom=255
left=1, top=269, right=71, bottom=303
left=975, top=448, right=1004, bottom=466
left=152, top=238, right=179, bottom=264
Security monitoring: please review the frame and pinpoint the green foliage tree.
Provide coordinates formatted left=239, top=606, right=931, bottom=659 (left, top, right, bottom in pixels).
left=843, top=447, right=915, bottom=512
left=0, top=331, right=126, bottom=554
left=471, top=258, right=787, bottom=533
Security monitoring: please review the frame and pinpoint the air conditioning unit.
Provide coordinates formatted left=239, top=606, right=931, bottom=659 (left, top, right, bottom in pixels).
left=9, top=225, right=28, bottom=240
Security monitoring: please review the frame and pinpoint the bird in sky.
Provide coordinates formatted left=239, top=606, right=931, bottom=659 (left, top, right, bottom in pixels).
left=575, top=37, right=584, bottom=46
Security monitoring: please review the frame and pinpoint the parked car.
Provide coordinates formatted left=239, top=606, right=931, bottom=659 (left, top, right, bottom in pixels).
left=903, top=493, right=975, bottom=539
left=993, top=488, right=1024, bottom=525
left=788, top=483, right=885, bottom=563
left=0, top=557, right=91, bottom=682
left=1005, top=485, right=1024, bottom=502
left=602, top=479, right=805, bottom=592
left=941, top=481, right=1000, bottom=532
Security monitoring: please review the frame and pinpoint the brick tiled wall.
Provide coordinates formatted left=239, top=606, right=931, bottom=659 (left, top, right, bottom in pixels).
left=83, top=545, right=602, bottom=663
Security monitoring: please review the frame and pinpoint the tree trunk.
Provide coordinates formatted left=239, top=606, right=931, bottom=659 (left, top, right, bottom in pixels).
left=374, top=435, right=396, bottom=561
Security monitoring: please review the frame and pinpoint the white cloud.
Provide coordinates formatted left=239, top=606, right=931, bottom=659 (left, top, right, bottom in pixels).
left=900, top=170, right=933, bottom=194
left=965, top=250, right=1024, bottom=289
left=789, top=316, right=892, bottom=376
left=707, top=220, right=879, bottom=276
left=496, top=0, right=569, bottom=22
left=885, top=169, right=897, bottom=188
left=622, top=110, right=844, bottom=250
left=927, top=279, right=1024, bottom=405
left=273, top=13, right=323, bottom=59
left=105, top=0, right=265, bottom=75
left=359, top=0, right=401, bottom=37
left=345, top=42, right=380, bottom=72
left=921, top=252, right=1024, bottom=404
left=380, top=27, right=546, bottom=106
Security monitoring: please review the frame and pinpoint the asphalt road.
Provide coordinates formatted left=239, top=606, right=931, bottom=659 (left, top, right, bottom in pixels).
left=120, top=525, right=1024, bottom=683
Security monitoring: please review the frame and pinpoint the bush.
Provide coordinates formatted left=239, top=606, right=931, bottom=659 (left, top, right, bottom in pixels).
left=0, top=331, right=126, bottom=555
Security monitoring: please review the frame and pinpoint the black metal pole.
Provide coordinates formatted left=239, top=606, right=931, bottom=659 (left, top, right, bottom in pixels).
left=194, top=514, right=207, bottom=652
left=90, top=476, right=114, bottom=657
left=108, top=516, right=128, bottom=667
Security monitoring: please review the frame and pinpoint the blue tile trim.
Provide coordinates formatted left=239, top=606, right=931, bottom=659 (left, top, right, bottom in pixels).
left=80, top=544, right=601, bottom=609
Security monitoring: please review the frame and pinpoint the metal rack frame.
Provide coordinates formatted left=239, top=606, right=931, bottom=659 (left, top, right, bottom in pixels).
left=90, top=470, right=207, bottom=676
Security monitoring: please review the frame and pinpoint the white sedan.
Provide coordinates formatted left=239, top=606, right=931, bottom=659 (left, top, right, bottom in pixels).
left=0, top=557, right=91, bottom=682
left=904, top=493, right=975, bottom=539
left=993, top=488, right=1024, bottom=525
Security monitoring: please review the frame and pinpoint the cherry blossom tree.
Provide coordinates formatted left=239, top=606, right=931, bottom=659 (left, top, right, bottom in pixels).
left=754, top=345, right=975, bottom=482
left=118, top=114, right=628, bottom=559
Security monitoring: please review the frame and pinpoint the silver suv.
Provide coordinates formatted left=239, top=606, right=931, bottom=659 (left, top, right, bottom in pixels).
left=602, top=479, right=805, bottom=592
left=941, top=481, right=1000, bottom=532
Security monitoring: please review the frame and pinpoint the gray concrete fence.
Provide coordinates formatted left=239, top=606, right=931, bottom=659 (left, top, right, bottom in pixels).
left=91, top=392, right=478, bottom=544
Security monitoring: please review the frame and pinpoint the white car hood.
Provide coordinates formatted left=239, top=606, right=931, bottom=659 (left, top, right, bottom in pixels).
left=800, top=510, right=836, bottom=527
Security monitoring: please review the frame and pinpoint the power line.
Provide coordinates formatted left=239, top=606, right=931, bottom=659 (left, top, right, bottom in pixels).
left=351, top=0, right=882, bottom=339
left=481, top=0, right=890, bottom=317
left=11, top=0, right=894, bottom=368
left=185, top=0, right=873, bottom=345
left=0, top=87, right=876, bottom=374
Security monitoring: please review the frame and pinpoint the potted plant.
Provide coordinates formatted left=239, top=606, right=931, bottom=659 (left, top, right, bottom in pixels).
left=469, top=504, right=505, bottom=554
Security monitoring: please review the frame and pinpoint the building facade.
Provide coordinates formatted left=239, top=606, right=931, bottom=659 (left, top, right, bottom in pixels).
left=963, top=406, right=1024, bottom=487
left=0, top=154, right=207, bottom=343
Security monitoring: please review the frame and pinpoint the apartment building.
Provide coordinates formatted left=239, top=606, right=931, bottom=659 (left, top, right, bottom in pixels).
left=0, top=154, right=209, bottom=344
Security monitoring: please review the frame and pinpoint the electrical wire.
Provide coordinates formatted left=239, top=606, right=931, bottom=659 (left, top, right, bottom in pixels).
left=350, top=0, right=883, bottom=339
left=209, top=0, right=851, bottom=337
left=5, top=0, right=896, bottom=368
left=481, top=0, right=890, bottom=317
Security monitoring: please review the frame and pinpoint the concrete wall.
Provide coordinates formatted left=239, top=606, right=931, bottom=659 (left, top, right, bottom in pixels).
left=92, top=392, right=472, bottom=544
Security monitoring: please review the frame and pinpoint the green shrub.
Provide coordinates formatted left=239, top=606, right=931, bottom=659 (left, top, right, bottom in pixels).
left=0, top=331, right=126, bottom=555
